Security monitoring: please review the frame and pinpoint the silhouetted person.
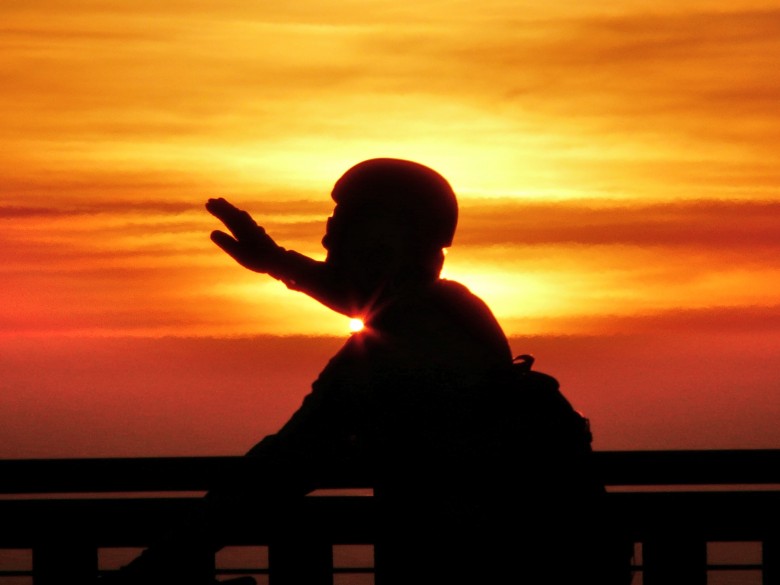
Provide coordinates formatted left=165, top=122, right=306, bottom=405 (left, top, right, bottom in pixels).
left=105, top=159, right=629, bottom=584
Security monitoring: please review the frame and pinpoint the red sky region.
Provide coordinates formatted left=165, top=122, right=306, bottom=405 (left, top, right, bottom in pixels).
left=1, top=331, right=778, bottom=460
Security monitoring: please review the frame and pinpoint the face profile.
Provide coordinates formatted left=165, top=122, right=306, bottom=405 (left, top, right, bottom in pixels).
left=321, top=158, right=460, bottom=312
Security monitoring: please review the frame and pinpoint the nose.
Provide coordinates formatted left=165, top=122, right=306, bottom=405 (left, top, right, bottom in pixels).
left=322, top=216, right=333, bottom=249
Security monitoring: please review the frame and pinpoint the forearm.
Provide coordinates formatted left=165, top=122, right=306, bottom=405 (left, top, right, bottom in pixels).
left=266, top=249, right=349, bottom=315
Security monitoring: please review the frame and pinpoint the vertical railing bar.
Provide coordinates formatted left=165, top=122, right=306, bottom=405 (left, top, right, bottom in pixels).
left=642, top=537, right=707, bottom=585
left=33, top=541, right=98, bottom=585
left=764, top=539, right=780, bottom=585
left=268, top=539, right=333, bottom=585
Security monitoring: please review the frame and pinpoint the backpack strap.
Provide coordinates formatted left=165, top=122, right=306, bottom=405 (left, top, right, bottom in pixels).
left=513, top=353, right=535, bottom=372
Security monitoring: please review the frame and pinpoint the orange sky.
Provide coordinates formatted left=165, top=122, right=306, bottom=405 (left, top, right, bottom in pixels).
left=1, top=1, right=779, bottom=456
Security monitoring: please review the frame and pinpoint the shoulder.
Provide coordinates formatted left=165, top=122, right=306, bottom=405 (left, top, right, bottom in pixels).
left=430, top=279, right=496, bottom=318
left=432, top=279, right=513, bottom=362
left=376, top=279, right=512, bottom=375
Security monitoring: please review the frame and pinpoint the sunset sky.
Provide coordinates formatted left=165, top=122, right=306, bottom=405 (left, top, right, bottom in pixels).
left=1, top=1, right=779, bottom=458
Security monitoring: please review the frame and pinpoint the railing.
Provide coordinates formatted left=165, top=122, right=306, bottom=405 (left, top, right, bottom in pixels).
left=1, top=450, right=780, bottom=584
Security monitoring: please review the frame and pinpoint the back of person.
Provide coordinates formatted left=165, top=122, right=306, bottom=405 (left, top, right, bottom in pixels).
left=355, top=279, right=631, bottom=585
left=346, top=278, right=513, bottom=584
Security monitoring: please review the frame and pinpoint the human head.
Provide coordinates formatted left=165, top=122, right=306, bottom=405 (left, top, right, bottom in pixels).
left=322, top=159, right=458, bottom=299
left=328, top=158, right=458, bottom=248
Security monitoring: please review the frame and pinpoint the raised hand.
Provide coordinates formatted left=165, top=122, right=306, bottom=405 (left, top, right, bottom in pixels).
left=206, top=198, right=284, bottom=273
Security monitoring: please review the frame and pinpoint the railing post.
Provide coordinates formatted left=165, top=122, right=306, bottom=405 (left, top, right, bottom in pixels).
left=268, top=538, right=333, bottom=585
left=33, top=541, right=97, bottom=585
left=642, top=537, right=707, bottom=585
left=765, top=539, right=780, bottom=585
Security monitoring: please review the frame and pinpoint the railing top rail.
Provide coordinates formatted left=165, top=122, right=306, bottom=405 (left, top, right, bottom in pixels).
left=595, top=449, right=780, bottom=486
left=1, top=450, right=779, bottom=495
left=0, top=456, right=369, bottom=494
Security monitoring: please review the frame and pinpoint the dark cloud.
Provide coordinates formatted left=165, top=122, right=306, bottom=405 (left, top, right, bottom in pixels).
left=0, top=202, right=195, bottom=218
left=504, top=304, right=780, bottom=337
left=457, top=199, right=780, bottom=250
left=0, top=26, right=161, bottom=43
left=0, top=206, right=66, bottom=218
left=0, top=198, right=326, bottom=219
left=0, top=171, right=211, bottom=201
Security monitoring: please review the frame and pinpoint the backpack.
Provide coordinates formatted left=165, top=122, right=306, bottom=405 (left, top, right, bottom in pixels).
left=506, top=353, right=635, bottom=584
left=511, top=353, right=594, bottom=462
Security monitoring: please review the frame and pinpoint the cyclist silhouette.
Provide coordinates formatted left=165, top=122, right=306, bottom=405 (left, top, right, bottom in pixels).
left=103, top=159, right=629, bottom=584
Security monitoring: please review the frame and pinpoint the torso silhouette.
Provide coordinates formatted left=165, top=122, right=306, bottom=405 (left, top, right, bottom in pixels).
left=231, top=278, right=513, bottom=583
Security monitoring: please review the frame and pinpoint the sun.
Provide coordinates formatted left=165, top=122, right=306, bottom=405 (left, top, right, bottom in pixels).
left=349, top=318, right=365, bottom=333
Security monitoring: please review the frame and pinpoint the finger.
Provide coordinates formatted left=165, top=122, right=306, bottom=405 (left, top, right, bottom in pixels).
left=206, top=198, right=246, bottom=228
left=210, top=230, right=247, bottom=263
left=206, top=199, right=260, bottom=240
left=205, top=197, right=234, bottom=217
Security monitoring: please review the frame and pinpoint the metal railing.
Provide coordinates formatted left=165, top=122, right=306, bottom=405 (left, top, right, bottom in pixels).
left=1, top=450, right=779, bottom=584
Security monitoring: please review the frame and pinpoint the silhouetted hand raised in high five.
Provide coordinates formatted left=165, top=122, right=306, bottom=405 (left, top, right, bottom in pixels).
left=206, top=198, right=284, bottom=273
